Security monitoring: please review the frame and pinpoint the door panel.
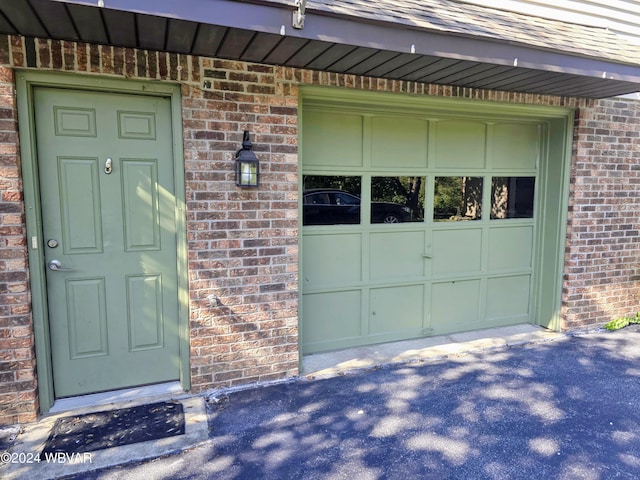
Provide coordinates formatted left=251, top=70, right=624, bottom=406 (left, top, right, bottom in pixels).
left=488, top=226, right=533, bottom=271
left=302, top=290, right=362, bottom=350
left=492, top=123, right=539, bottom=169
left=431, top=229, right=482, bottom=276
left=126, top=274, right=164, bottom=350
left=121, top=159, right=161, bottom=250
left=59, top=157, right=103, bottom=253
left=302, top=110, right=363, bottom=168
left=371, top=116, right=428, bottom=168
left=369, top=231, right=425, bottom=280
left=369, top=285, right=424, bottom=335
left=486, top=275, right=531, bottom=320
left=303, top=233, right=362, bottom=288
left=434, top=120, right=486, bottom=169
left=66, top=277, right=108, bottom=357
left=431, top=279, right=481, bottom=329
left=35, top=87, right=180, bottom=397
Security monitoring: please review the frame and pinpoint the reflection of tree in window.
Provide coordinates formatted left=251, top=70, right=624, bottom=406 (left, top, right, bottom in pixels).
left=491, top=177, right=535, bottom=219
left=303, top=175, right=361, bottom=196
left=434, top=177, right=482, bottom=221
left=372, top=176, right=425, bottom=222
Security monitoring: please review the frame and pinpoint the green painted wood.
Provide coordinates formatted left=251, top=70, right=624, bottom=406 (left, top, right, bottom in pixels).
left=369, top=284, right=424, bottom=335
left=369, top=231, right=425, bottom=280
left=486, top=275, right=532, bottom=319
left=371, top=116, right=428, bottom=168
left=302, top=290, right=362, bottom=352
left=434, top=120, right=486, bottom=169
left=488, top=226, right=533, bottom=271
left=533, top=117, right=574, bottom=330
left=121, top=159, right=161, bottom=250
left=302, top=109, right=363, bottom=168
left=35, top=87, right=180, bottom=397
left=492, top=122, right=540, bottom=169
left=58, top=157, right=103, bottom=253
left=431, top=228, right=483, bottom=276
left=127, top=274, right=164, bottom=350
left=303, top=233, right=362, bottom=289
left=430, top=279, right=481, bottom=328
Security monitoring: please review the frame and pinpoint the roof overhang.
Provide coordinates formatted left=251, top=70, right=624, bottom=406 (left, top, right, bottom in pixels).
left=1, top=0, right=640, bottom=98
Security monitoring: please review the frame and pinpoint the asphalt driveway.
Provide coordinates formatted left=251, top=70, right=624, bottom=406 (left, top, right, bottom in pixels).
left=63, top=326, right=640, bottom=480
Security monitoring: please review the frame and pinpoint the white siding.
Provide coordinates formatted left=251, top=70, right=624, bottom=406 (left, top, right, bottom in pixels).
left=460, top=0, right=640, bottom=44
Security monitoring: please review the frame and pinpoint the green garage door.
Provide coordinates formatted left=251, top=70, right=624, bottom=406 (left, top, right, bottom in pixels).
left=300, top=94, right=566, bottom=354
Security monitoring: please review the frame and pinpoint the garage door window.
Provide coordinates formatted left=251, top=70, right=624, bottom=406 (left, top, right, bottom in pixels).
left=303, top=175, right=362, bottom=225
left=371, top=176, right=425, bottom=223
left=434, top=176, right=483, bottom=222
left=491, top=177, right=535, bottom=219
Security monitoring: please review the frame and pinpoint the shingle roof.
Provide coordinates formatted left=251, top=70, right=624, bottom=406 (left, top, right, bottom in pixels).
left=266, top=0, right=640, bottom=66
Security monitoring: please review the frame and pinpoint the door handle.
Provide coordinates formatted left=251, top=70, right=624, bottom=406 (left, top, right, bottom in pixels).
left=104, top=157, right=113, bottom=174
left=423, top=254, right=432, bottom=258
left=48, top=259, right=72, bottom=271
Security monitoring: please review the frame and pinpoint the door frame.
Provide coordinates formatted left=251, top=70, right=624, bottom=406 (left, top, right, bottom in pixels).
left=298, top=86, right=575, bottom=356
left=17, top=71, right=190, bottom=413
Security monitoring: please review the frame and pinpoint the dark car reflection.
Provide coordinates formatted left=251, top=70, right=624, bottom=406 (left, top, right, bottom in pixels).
left=303, top=189, right=412, bottom=225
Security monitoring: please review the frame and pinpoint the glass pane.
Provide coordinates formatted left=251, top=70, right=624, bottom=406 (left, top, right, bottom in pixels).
left=491, top=177, right=535, bottom=219
left=371, top=176, right=425, bottom=223
left=434, top=177, right=483, bottom=221
left=303, top=175, right=362, bottom=225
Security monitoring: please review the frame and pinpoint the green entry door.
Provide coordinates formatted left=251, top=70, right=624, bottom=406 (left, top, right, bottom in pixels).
left=35, top=87, right=180, bottom=398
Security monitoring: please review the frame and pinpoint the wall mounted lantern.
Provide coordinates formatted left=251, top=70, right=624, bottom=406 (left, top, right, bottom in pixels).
left=235, top=130, right=260, bottom=188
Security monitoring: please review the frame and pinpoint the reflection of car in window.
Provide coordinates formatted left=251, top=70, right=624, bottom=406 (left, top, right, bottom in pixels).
left=303, top=189, right=411, bottom=226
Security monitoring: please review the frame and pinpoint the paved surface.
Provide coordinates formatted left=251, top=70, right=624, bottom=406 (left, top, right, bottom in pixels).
left=3, top=325, right=640, bottom=479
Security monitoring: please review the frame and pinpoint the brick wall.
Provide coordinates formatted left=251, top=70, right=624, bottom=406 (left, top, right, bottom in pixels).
left=564, top=100, right=640, bottom=328
left=0, top=33, right=639, bottom=424
left=0, top=37, right=38, bottom=425
left=184, top=60, right=301, bottom=391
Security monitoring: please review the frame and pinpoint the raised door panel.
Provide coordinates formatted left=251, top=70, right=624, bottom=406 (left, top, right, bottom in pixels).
left=121, top=159, right=161, bottom=251
left=303, top=233, right=362, bottom=289
left=486, top=275, right=531, bottom=320
left=369, top=285, right=424, bottom=335
left=369, top=231, right=425, bottom=281
left=58, top=157, right=103, bottom=254
left=430, top=279, right=481, bottom=331
left=65, top=277, right=108, bottom=358
left=302, top=110, right=363, bottom=168
left=432, top=228, right=482, bottom=276
left=434, top=120, right=486, bottom=169
left=492, top=123, right=539, bottom=170
left=371, top=116, right=428, bottom=168
left=127, top=274, right=164, bottom=351
left=54, top=106, right=97, bottom=137
left=302, top=290, right=362, bottom=353
left=488, top=226, right=534, bottom=271
left=118, top=111, right=157, bottom=140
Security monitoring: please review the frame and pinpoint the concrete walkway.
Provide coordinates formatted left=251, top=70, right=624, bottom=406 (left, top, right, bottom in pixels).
left=302, top=324, right=564, bottom=378
left=0, top=324, right=599, bottom=480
